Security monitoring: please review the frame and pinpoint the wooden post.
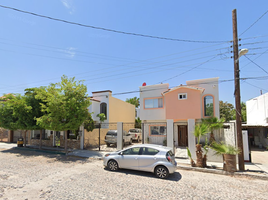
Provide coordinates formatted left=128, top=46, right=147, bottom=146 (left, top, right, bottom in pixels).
left=232, top=9, right=245, bottom=171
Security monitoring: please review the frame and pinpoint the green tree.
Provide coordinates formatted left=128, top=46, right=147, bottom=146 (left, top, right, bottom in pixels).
left=219, top=101, right=235, bottom=122
left=0, top=94, right=33, bottom=147
left=35, top=75, right=91, bottom=154
left=24, top=87, right=46, bottom=149
left=231, top=101, right=247, bottom=123
left=126, top=97, right=140, bottom=108
left=135, top=117, right=141, bottom=129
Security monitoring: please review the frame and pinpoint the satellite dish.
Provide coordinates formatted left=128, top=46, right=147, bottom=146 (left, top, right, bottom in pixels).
left=142, top=82, right=146, bottom=86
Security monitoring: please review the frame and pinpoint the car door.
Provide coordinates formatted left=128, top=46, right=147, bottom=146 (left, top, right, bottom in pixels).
left=117, top=147, right=141, bottom=170
left=138, top=147, right=160, bottom=172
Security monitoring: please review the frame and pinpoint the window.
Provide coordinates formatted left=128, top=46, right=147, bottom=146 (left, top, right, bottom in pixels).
left=141, top=147, right=159, bottom=155
left=31, top=130, right=48, bottom=139
left=144, top=98, right=163, bottom=109
left=122, top=147, right=140, bottom=155
left=204, top=95, right=214, bottom=116
left=100, top=102, right=107, bottom=118
left=150, top=125, right=166, bottom=136
left=178, top=93, right=187, bottom=100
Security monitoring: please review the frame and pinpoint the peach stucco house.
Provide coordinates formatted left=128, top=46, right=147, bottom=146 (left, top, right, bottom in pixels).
left=139, top=77, right=220, bottom=147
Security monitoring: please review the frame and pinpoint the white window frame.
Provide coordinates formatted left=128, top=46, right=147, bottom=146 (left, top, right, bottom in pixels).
left=178, top=93, right=187, bottom=100
left=144, top=98, right=163, bottom=109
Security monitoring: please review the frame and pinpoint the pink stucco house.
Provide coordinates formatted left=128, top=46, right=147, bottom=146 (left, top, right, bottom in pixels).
left=139, top=77, right=220, bottom=147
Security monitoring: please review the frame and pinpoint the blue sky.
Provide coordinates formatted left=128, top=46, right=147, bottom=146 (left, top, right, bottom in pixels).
left=0, top=0, right=267, bottom=105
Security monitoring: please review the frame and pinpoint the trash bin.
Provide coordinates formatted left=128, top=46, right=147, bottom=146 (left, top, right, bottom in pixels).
left=17, top=138, right=23, bottom=147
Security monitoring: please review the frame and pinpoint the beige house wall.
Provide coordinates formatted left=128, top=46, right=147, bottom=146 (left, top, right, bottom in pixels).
left=109, top=96, right=135, bottom=123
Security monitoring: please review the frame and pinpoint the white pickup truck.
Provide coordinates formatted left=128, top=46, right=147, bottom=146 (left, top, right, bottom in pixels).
left=105, top=130, right=132, bottom=147
left=128, top=128, right=142, bottom=142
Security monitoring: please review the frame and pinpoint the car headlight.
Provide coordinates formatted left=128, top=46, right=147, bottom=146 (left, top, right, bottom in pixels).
left=105, top=154, right=110, bottom=157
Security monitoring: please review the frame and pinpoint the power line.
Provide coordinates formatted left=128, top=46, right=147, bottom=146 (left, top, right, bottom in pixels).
left=239, top=9, right=268, bottom=36
left=0, top=43, right=231, bottom=91
left=157, top=55, right=218, bottom=83
left=244, top=55, right=268, bottom=74
left=243, top=80, right=268, bottom=92
left=0, top=4, right=230, bottom=44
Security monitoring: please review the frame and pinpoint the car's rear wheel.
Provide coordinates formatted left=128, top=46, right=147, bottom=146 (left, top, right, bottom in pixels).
left=108, top=160, right=119, bottom=171
left=155, top=166, right=169, bottom=179
left=106, top=143, right=110, bottom=147
left=129, top=139, right=132, bottom=145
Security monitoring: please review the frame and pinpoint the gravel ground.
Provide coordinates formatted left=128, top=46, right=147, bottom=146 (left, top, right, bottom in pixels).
left=0, top=148, right=268, bottom=200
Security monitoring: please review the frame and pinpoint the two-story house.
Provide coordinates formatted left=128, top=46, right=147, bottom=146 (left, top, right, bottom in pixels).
left=139, top=77, right=220, bottom=146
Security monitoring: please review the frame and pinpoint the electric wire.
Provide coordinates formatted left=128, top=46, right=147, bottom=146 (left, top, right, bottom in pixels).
left=244, top=55, right=268, bottom=75
left=239, top=9, right=268, bottom=36
left=242, top=80, right=268, bottom=92
left=157, top=56, right=218, bottom=84
left=0, top=4, right=230, bottom=44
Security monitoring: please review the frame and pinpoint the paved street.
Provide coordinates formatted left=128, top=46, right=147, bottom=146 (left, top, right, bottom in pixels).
left=1, top=147, right=268, bottom=200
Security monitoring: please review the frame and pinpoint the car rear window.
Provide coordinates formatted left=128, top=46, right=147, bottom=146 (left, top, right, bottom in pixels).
left=129, top=129, right=138, bottom=133
left=167, top=150, right=174, bottom=157
left=106, top=131, right=117, bottom=136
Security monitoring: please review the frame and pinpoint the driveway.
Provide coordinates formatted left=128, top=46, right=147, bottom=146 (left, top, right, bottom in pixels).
left=0, top=142, right=17, bottom=149
left=251, top=147, right=268, bottom=172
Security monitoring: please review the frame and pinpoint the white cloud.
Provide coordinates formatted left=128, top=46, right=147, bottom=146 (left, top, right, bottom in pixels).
left=60, top=47, right=76, bottom=58
left=61, top=0, right=75, bottom=14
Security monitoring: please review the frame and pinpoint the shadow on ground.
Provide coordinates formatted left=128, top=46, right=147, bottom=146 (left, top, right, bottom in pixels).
left=0, top=148, right=90, bottom=163
left=104, top=168, right=182, bottom=181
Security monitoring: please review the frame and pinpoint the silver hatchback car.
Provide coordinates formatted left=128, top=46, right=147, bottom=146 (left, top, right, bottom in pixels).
left=103, top=144, right=177, bottom=178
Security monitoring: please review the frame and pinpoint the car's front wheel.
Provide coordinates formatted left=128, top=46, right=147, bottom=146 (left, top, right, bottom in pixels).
left=155, top=166, right=169, bottom=179
left=108, top=160, right=119, bottom=171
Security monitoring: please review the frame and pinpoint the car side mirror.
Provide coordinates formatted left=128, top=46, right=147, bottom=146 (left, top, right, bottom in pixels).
left=119, top=152, right=123, bottom=155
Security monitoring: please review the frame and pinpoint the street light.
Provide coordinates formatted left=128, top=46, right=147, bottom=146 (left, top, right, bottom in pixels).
left=236, top=48, right=249, bottom=63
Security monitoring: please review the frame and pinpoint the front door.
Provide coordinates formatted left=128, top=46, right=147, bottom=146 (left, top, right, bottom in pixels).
left=178, top=125, right=188, bottom=146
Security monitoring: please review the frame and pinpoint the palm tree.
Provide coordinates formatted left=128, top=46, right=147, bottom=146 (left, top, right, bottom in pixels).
left=194, top=123, right=209, bottom=167
left=202, top=117, right=224, bottom=142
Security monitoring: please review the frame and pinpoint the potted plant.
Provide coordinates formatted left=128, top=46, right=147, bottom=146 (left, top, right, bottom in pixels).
left=193, top=123, right=209, bottom=167
left=210, top=142, right=241, bottom=172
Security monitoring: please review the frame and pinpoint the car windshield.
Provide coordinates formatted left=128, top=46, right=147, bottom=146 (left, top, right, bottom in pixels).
left=129, top=129, right=138, bottom=133
left=106, top=131, right=117, bottom=136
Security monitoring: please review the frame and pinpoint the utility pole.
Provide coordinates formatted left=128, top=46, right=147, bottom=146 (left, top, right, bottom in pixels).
left=232, top=9, right=245, bottom=171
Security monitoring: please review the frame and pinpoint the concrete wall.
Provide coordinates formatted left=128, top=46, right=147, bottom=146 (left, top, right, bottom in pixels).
left=247, top=93, right=268, bottom=125
left=109, top=96, right=135, bottom=123
left=139, top=83, right=169, bottom=121
left=89, top=100, right=100, bottom=121
left=90, top=91, right=111, bottom=124
left=0, top=128, right=8, bottom=142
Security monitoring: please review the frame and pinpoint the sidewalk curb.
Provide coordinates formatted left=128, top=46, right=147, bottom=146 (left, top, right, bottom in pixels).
left=177, top=165, right=268, bottom=181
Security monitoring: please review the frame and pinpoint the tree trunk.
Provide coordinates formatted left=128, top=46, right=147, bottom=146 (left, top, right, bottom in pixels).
left=210, top=131, right=215, bottom=143
left=222, top=154, right=226, bottom=171
left=203, top=154, right=207, bottom=168
left=24, top=130, right=27, bottom=147
left=39, top=129, right=42, bottom=149
left=196, top=144, right=203, bottom=168
left=190, top=159, right=196, bottom=167
left=223, top=154, right=237, bottom=172
left=65, top=131, right=68, bottom=155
